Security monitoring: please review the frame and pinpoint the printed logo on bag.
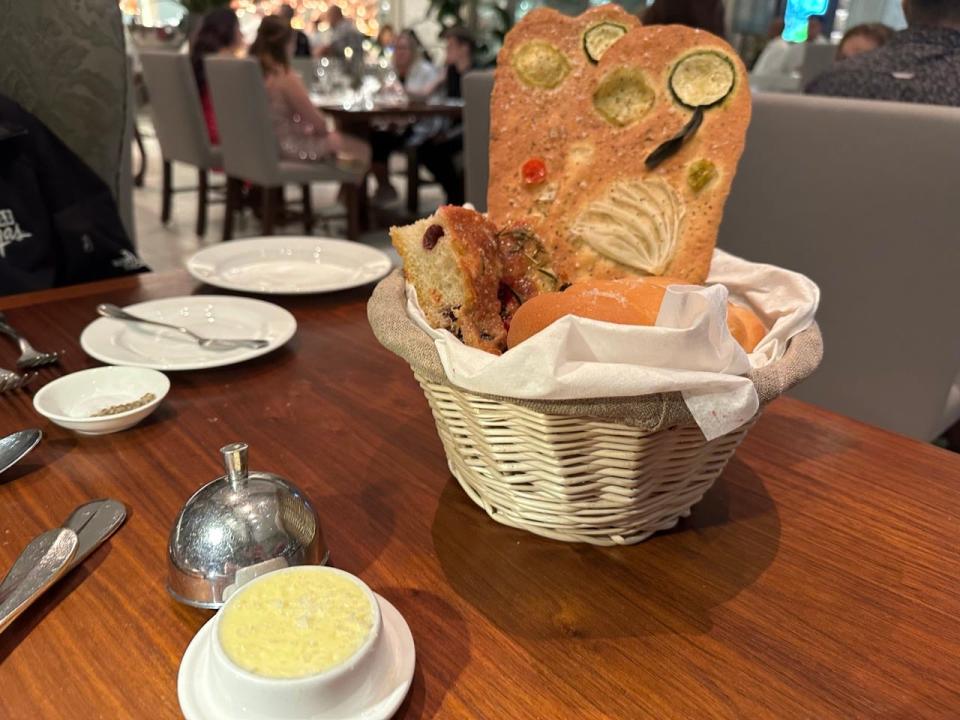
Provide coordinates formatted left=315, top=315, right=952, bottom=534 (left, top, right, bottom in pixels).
left=0, top=209, right=33, bottom=258
left=112, top=249, right=145, bottom=272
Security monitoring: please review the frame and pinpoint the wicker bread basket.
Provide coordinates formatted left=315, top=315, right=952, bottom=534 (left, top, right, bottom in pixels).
left=369, top=270, right=823, bottom=546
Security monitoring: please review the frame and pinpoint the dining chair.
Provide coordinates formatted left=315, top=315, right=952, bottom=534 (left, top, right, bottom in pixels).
left=290, top=57, right=318, bottom=88
left=462, top=69, right=494, bottom=211
left=800, top=43, right=837, bottom=89
left=718, top=92, right=960, bottom=441
left=139, top=51, right=223, bottom=237
left=204, top=57, right=367, bottom=241
left=403, top=143, right=443, bottom=214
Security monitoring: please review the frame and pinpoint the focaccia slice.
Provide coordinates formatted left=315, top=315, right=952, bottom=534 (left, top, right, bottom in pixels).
left=391, top=206, right=506, bottom=354
left=488, top=9, right=751, bottom=285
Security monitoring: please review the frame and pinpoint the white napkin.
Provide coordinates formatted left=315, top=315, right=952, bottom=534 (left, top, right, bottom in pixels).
left=406, top=249, right=820, bottom=441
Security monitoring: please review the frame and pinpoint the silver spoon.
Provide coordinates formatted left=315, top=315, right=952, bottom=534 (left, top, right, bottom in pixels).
left=0, top=429, right=42, bottom=476
left=0, top=528, right=78, bottom=634
left=96, top=303, right=270, bottom=351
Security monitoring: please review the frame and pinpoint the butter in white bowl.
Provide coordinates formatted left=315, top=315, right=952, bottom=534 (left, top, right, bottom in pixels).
left=205, top=566, right=385, bottom=719
left=218, top=568, right=376, bottom=679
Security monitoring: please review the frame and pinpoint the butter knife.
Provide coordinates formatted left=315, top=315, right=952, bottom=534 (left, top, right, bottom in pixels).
left=0, top=528, right=78, bottom=634
left=61, top=499, right=126, bottom=570
left=0, top=499, right=126, bottom=635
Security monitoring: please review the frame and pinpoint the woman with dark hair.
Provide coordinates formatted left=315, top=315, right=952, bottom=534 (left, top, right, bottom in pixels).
left=642, top=0, right=726, bottom=38
left=189, top=7, right=244, bottom=144
left=249, top=16, right=369, bottom=167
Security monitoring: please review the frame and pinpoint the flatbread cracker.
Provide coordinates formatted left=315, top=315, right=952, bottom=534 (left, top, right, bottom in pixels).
left=488, top=8, right=751, bottom=284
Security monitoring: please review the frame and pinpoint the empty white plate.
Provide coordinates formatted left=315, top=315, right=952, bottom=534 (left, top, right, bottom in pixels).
left=186, top=237, right=393, bottom=295
left=80, top=296, right=297, bottom=371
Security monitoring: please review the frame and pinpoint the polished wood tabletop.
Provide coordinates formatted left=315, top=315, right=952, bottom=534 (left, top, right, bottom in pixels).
left=0, top=271, right=958, bottom=719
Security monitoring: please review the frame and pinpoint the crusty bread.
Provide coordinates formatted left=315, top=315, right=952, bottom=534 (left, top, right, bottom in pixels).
left=390, top=206, right=506, bottom=354
left=495, top=221, right=561, bottom=326
left=506, top=276, right=766, bottom=352
left=489, top=8, right=751, bottom=285
left=726, top=303, right=767, bottom=354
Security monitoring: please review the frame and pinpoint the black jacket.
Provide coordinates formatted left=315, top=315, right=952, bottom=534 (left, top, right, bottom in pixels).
left=0, top=94, right=146, bottom=296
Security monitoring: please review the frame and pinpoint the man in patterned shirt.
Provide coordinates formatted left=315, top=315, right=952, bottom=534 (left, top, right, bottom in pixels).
left=807, top=0, right=960, bottom=105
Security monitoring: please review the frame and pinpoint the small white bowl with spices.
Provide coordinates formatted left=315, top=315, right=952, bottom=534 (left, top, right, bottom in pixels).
left=33, top=366, right=169, bottom=435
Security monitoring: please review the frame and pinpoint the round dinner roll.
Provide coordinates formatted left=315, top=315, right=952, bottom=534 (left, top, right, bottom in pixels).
left=726, top=303, right=768, bottom=354
left=506, top=276, right=766, bottom=352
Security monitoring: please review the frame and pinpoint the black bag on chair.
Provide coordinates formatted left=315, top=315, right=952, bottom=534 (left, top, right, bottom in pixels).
left=0, top=94, right=147, bottom=296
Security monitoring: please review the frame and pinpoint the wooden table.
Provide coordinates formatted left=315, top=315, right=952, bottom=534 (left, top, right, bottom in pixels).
left=0, top=272, right=958, bottom=719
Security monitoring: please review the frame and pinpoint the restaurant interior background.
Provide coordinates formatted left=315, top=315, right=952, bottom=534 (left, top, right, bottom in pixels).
left=123, top=0, right=908, bottom=63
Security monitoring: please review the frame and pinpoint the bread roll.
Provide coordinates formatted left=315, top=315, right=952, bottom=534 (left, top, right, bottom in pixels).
left=506, top=276, right=766, bottom=352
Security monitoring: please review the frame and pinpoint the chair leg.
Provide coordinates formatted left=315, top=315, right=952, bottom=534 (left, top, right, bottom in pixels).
left=345, top=183, right=360, bottom=241
left=196, top=169, right=208, bottom=237
left=301, top=184, right=314, bottom=234
left=161, top=159, right=173, bottom=224
left=133, top=125, right=147, bottom=188
left=406, top=148, right=419, bottom=215
left=223, top=176, right=240, bottom=242
left=357, top=174, right=369, bottom=232
left=262, top=186, right=276, bottom=236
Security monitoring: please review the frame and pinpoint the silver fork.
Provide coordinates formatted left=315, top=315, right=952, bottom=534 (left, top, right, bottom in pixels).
left=0, top=313, right=61, bottom=369
left=96, top=304, right=270, bottom=351
left=0, top=368, right=37, bottom=392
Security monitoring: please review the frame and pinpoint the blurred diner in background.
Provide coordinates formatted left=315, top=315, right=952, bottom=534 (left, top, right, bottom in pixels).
left=189, top=7, right=245, bottom=144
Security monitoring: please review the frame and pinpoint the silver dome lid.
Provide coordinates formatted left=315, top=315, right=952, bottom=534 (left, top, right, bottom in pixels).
left=167, top=442, right=328, bottom=609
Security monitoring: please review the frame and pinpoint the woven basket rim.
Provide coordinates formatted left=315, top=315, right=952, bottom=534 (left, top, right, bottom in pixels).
left=368, top=269, right=823, bottom=433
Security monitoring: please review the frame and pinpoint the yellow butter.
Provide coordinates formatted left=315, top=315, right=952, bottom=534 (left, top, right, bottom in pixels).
left=218, top=570, right=374, bottom=679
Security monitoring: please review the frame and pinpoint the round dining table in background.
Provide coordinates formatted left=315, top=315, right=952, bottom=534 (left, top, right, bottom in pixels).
left=316, top=98, right=464, bottom=125
left=318, top=99, right=465, bottom=215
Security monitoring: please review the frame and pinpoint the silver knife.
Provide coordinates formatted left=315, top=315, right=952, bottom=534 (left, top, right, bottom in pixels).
left=61, top=499, right=126, bottom=570
left=0, top=499, right=126, bottom=635
left=0, top=528, right=78, bottom=633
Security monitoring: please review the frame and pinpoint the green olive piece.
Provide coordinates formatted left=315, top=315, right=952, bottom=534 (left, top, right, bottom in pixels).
left=688, top=159, right=719, bottom=193
left=593, top=68, right=655, bottom=127
left=669, top=51, right=736, bottom=109
left=512, top=41, right=571, bottom=89
left=583, top=22, right=627, bottom=64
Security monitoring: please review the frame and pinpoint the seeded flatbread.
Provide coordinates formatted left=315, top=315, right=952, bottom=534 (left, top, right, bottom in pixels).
left=488, top=8, right=751, bottom=284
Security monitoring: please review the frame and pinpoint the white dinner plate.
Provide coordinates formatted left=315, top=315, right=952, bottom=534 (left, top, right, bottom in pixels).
left=80, top=296, right=297, bottom=371
left=186, top=237, right=393, bottom=295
